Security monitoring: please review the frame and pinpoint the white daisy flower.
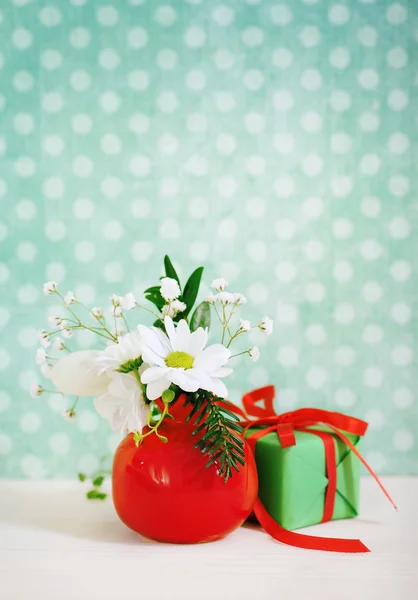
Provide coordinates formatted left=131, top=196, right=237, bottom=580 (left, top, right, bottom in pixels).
left=64, top=291, right=76, bottom=305
left=218, top=291, right=235, bottom=305
left=120, top=292, right=136, bottom=311
left=259, top=317, right=273, bottom=335
left=249, top=346, right=260, bottom=362
left=38, top=330, right=50, bottom=348
left=91, top=307, right=104, bottom=319
left=138, top=316, right=233, bottom=400
left=95, top=331, right=143, bottom=375
left=211, top=278, right=228, bottom=292
left=233, top=293, right=247, bottom=306
left=36, top=348, right=47, bottom=364
left=30, top=383, right=44, bottom=398
left=43, top=281, right=57, bottom=295
left=239, top=319, right=251, bottom=332
left=94, top=370, right=149, bottom=434
left=160, top=277, right=181, bottom=301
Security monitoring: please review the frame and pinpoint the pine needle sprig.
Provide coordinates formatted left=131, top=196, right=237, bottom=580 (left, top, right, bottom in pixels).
left=183, top=391, right=245, bottom=483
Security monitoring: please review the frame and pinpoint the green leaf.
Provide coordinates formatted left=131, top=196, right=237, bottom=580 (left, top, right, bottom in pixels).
left=92, top=476, right=104, bottom=487
left=78, top=472, right=86, bottom=482
left=182, top=267, right=204, bottom=317
left=145, top=290, right=165, bottom=311
left=190, top=301, right=211, bottom=332
left=116, top=357, right=143, bottom=374
left=164, top=255, right=181, bottom=285
left=153, top=319, right=165, bottom=331
left=86, top=490, right=107, bottom=500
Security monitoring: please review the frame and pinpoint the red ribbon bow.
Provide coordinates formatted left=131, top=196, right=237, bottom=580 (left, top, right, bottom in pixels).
left=222, top=386, right=397, bottom=553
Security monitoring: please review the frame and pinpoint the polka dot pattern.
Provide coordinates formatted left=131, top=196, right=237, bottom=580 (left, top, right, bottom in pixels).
left=0, top=0, right=416, bottom=478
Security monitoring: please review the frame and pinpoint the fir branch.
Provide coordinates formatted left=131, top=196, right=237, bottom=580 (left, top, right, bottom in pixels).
left=183, top=391, right=245, bottom=483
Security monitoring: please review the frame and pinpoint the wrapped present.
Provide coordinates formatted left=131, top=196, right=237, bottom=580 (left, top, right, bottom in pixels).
left=221, top=386, right=397, bottom=553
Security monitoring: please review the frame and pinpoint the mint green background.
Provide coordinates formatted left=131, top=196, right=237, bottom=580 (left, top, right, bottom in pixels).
left=0, top=0, right=417, bottom=478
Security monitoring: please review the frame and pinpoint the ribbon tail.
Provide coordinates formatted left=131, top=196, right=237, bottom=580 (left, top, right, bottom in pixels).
left=326, top=424, right=398, bottom=511
left=254, top=498, right=370, bottom=554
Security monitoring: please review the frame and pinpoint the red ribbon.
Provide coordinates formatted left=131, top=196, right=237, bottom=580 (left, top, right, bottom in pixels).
left=220, top=386, right=397, bottom=553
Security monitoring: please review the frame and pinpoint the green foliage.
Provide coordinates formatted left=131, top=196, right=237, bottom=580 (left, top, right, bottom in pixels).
left=116, top=357, right=143, bottom=374
left=183, top=392, right=245, bottom=483
left=144, top=286, right=165, bottom=311
left=92, top=475, right=104, bottom=487
left=164, top=255, right=181, bottom=285
left=182, top=267, right=204, bottom=317
left=190, top=301, right=211, bottom=331
left=77, top=472, right=86, bottom=482
left=87, top=490, right=107, bottom=500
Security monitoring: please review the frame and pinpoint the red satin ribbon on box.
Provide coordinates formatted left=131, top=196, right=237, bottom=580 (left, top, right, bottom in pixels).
left=219, top=386, right=397, bottom=553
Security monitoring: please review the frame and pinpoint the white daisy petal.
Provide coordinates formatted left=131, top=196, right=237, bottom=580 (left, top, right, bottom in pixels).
left=164, top=316, right=177, bottom=349
left=141, top=365, right=171, bottom=384
left=188, top=327, right=208, bottom=357
left=170, top=369, right=200, bottom=392
left=146, top=376, right=171, bottom=400
left=210, top=367, right=233, bottom=378
left=137, top=325, right=168, bottom=360
left=194, top=344, right=231, bottom=372
left=175, top=319, right=192, bottom=352
left=203, top=377, right=228, bottom=398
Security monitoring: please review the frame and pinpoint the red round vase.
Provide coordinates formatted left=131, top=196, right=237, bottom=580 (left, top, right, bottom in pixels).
left=112, top=399, right=258, bottom=544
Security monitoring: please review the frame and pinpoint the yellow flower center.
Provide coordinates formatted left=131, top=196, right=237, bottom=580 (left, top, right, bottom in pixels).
left=165, top=351, right=194, bottom=370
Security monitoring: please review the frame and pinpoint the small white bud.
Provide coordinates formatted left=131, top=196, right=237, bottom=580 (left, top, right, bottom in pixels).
left=120, top=292, right=136, bottom=311
left=30, top=383, right=44, bottom=398
left=233, top=293, right=247, bottom=306
left=38, top=330, right=50, bottom=348
left=211, top=278, right=228, bottom=292
left=62, top=408, right=76, bottom=422
left=91, top=307, right=104, bottom=319
left=239, top=319, right=251, bottom=332
left=53, top=337, right=65, bottom=350
left=259, top=317, right=273, bottom=335
left=43, top=281, right=57, bottom=295
left=62, top=328, right=73, bottom=339
left=64, top=291, right=76, bottom=305
left=218, top=291, right=235, bottom=305
left=36, top=348, right=47, bottom=364
left=249, top=346, right=260, bottom=362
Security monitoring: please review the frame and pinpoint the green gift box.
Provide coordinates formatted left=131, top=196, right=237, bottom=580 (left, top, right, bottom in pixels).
left=247, top=426, right=361, bottom=530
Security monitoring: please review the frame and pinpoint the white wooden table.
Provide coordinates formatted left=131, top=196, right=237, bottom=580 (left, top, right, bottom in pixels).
left=0, top=477, right=416, bottom=600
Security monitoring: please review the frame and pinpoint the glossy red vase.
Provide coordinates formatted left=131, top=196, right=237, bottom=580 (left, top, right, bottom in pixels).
left=112, top=398, right=258, bottom=543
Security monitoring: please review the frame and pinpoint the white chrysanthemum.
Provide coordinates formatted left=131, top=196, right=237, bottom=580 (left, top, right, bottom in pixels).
left=94, top=370, right=149, bottom=434
left=211, top=278, right=228, bottom=292
left=138, top=316, right=232, bottom=400
left=64, top=291, right=76, bottom=305
left=95, top=331, right=143, bottom=375
left=249, top=346, right=260, bottom=362
left=36, top=348, right=47, bottom=364
left=160, top=277, right=181, bottom=301
left=43, top=281, right=57, bottom=295
left=120, top=292, right=136, bottom=310
left=260, top=316, right=273, bottom=335
left=239, top=319, right=251, bottom=332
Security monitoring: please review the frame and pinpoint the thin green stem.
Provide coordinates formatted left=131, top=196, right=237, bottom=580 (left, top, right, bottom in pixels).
left=229, top=349, right=251, bottom=359
left=135, top=303, right=162, bottom=320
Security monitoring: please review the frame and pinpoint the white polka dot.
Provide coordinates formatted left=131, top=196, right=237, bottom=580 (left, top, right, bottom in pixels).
left=390, top=260, right=411, bottom=282
left=160, top=177, right=179, bottom=197
left=0, top=434, right=12, bottom=456
left=45, top=220, right=66, bottom=241
left=360, top=240, right=382, bottom=261
left=387, top=46, right=408, bottom=69
left=100, top=133, right=121, bottom=155
left=157, top=91, right=178, bottom=112
left=274, top=176, right=295, bottom=197
left=77, top=410, right=100, bottom=432
left=330, top=89, right=351, bottom=112
left=329, top=47, right=350, bottom=69
left=359, top=111, right=380, bottom=132
left=273, top=133, right=295, bottom=154
left=302, top=154, right=323, bottom=176
left=101, top=177, right=123, bottom=199
left=14, top=113, right=34, bottom=135
left=78, top=454, right=99, bottom=474
left=218, top=218, right=237, bottom=240
left=244, top=113, right=265, bottom=134
left=363, top=367, right=383, bottom=388
left=331, top=132, right=352, bottom=154
left=49, top=433, right=70, bottom=455
left=246, top=241, right=267, bottom=262
left=277, top=347, right=299, bottom=367
left=129, top=155, right=151, bottom=177
left=73, top=156, right=93, bottom=178
left=243, top=69, right=264, bottom=91
left=273, top=90, right=294, bottom=111
left=13, top=71, right=34, bottom=92
left=391, top=345, right=413, bottom=366
left=362, top=282, right=383, bottom=304
left=388, top=133, right=410, bottom=154
left=103, top=220, right=124, bottom=241
left=131, top=241, right=153, bottom=262
left=74, top=283, right=96, bottom=304
left=73, top=198, right=95, bottom=219
left=217, top=176, right=238, bottom=197
left=306, top=367, right=327, bottom=389
left=74, top=241, right=96, bottom=262
left=16, top=199, right=36, bottom=221
left=360, top=153, right=380, bottom=175
left=158, top=49, right=178, bottom=70
left=362, top=324, right=383, bottom=345
left=393, top=388, right=414, bottom=410
left=242, top=27, right=264, bottom=47
left=334, top=304, right=355, bottom=324
left=213, top=49, right=236, bottom=70
left=361, top=197, right=381, bottom=218
left=305, top=283, right=325, bottom=303
left=187, top=113, right=208, bottom=132
left=214, top=92, right=236, bottom=112
left=185, top=26, right=206, bottom=47
left=42, top=92, right=64, bottom=113
left=387, top=3, right=407, bottom=25
left=335, top=388, right=357, bottom=408
left=272, top=48, right=293, bottom=69
left=46, top=262, right=66, bottom=282
left=304, top=240, right=324, bottom=262
left=247, top=282, right=269, bottom=304
left=389, top=216, right=410, bottom=239
left=335, top=346, right=356, bottom=366
left=365, top=451, right=386, bottom=472
left=299, top=26, right=321, bottom=47
left=129, top=113, right=150, bottom=134
left=300, top=112, right=323, bottom=133
left=12, top=28, right=33, bottom=50
left=274, top=219, right=296, bottom=240
left=216, top=134, right=236, bottom=155
left=127, top=27, right=148, bottom=48
left=271, top=4, right=292, bottom=25
left=17, top=241, right=37, bottom=262
left=393, top=430, right=414, bottom=452
left=388, top=89, right=408, bottom=111
left=70, top=70, right=91, bottom=91
left=333, top=261, right=353, bottom=282
left=20, top=412, right=41, bottom=433
left=391, top=303, right=411, bottom=325
left=305, top=324, right=327, bottom=345
left=329, top=4, right=350, bottom=24
left=389, top=176, right=410, bottom=197
left=159, top=218, right=180, bottom=239
left=41, top=49, right=62, bottom=70
left=301, top=197, right=323, bottom=220
left=128, top=70, right=149, bottom=90
left=15, top=156, right=36, bottom=178
left=99, top=48, right=120, bottom=70
left=70, top=27, right=91, bottom=48
left=358, top=69, right=379, bottom=89
left=131, top=199, right=151, bottom=219
left=248, top=367, right=269, bottom=389
left=154, top=6, right=177, bottom=26
left=71, top=114, right=92, bottom=134
left=189, top=241, right=210, bottom=261
left=212, top=5, right=234, bottom=26
left=276, top=304, right=298, bottom=324
left=365, top=409, right=385, bottom=430
left=39, top=6, right=61, bottom=26
left=332, top=218, right=353, bottom=239
left=97, top=5, right=118, bottom=26
left=99, top=93, right=119, bottom=115
left=358, top=26, right=378, bottom=47
left=246, top=156, right=265, bottom=176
